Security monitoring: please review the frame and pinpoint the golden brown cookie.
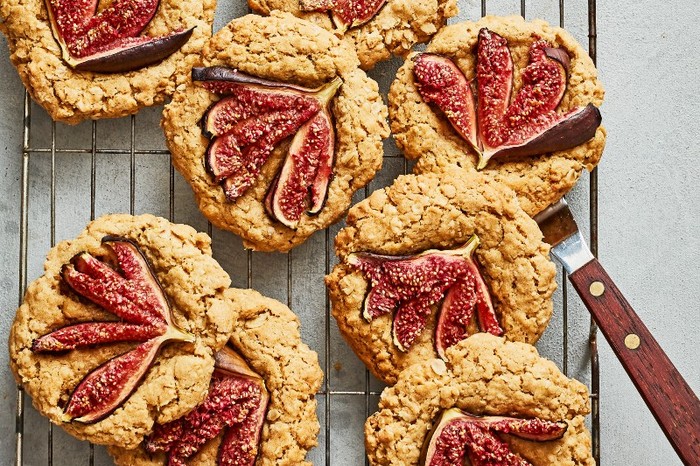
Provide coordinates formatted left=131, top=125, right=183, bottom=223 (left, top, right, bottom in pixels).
left=247, top=0, right=458, bottom=70
left=0, top=0, right=214, bottom=124
left=326, top=170, right=557, bottom=385
left=162, top=12, right=389, bottom=252
left=389, top=15, right=606, bottom=216
left=9, top=214, right=235, bottom=448
left=365, top=334, right=594, bottom=465
left=108, top=288, right=323, bottom=465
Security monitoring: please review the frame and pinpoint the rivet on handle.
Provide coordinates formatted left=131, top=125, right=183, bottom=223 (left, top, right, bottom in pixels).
left=589, top=281, right=605, bottom=297
left=625, top=334, right=641, bottom=350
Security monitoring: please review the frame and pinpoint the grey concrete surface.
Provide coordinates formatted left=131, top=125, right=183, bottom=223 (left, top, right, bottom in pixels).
left=0, top=0, right=698, bottom=464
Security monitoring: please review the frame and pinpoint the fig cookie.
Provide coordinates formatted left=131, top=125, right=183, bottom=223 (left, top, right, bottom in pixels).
left=326, top=170, right=557, bottom=385
left=247, top=0, right=458, bottom=70
left=9, top=214, right=236, bottom=449
left=390, top=15, right=606, bottom=216
left=162, top=12, right=389, bottom=252
left=0, top=0, right=214, bottom=124
left=109, top=289, right=324, bottom=466
left=365, top=334, right=594, bottom=466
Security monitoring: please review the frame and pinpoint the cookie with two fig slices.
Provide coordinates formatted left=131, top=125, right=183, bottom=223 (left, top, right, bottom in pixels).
left=247, top=0, right=458, bottom=70
left=0, top=0, right=214, bottom=123
left=9, top=214, right=236, bottom=448
left=326, top=170, right=557, bottom=385
left=109, top=288, right=323, bottom=465
left=162, top=12, right=389, bottom=252
left=365, top=334, right=594, bottom=465
left=389, top=15, right=606, bottom=215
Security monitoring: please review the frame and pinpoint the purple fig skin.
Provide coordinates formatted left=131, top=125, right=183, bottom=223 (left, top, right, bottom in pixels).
left=480, top=103, right=602, bottom=167
left=544, top=47, right=571, bottom=73
left=72, top=28, right=194, bottom=73
left=420, top=408, right=568, bottom=466
left=192, top=67, right=318, bottom=94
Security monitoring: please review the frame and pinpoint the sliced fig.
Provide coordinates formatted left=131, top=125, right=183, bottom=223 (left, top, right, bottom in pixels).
left=475, top=28, right=602, bottom=168
left=45, top=0, right=192, bottom=72
left=35, top=237, right=194, bottom=423
left=347, top=235, right=502, bottom=353
left=299, top=0, right=387, bottom=31
left=415, top=28, right=602, bottom=169
left=268, top=78, right=341, bottom=228
left=32, top=323, right=162, bottom=352
left=196, top=67, right=343, bottom=216
left=420, top=408, right=568, bottom=466
left=413, top=53, right=479, bottom=152
left=145, top=346, right=269, bottom=466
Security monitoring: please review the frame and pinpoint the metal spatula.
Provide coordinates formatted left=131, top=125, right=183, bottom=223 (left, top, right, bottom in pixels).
left=534, top=199, right=700, bottom=465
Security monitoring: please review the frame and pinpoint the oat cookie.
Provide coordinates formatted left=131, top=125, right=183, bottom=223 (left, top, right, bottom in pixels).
left=9, top=214, right=235, bottom=448
left=247, top=0, right=458, bottom=70
left=390, top=15, right=606, bottom=216
left=162, top=12, right=389, bottom=252
left=365, top=334, right=594, bottom=465
left=326, top=170, right=557, bottom=384
left=0, top=0, right=214, bottom=124
left=109, top=288, right=323, bottom=465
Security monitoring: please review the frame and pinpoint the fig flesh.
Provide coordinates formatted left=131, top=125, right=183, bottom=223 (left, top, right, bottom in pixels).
left=413, top=28, right=602, bottom=169
left=421, top=408, right=568, bottom=466
left=299, top=0, right=387, bottom=31
left=266, top=78, right=341, bottom=228
left=45, top=0, right=193, bottom=73
left=347, top=235, right=502, bottom=354
left=194, top=67, right=342, bottom=226
left=33, top=237, right=194, bottom=424
left=413, top=53, right=479, bottom=152
left=145, top=346, right=269, bottom=466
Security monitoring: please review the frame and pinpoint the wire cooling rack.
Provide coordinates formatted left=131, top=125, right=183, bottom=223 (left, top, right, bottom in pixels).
left=13, top=0, right=600, bottom=464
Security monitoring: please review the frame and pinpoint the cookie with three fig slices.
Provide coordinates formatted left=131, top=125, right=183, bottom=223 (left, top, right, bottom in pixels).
left=389, top=15, right=606, bottom=216
left=365, top=333, right=594, bottom=466
left=247, top=0, right=458, bottom=70
left=109, top=288, right=323, bottom=466
left=326, top=169, right=557, bottom=385
left=9, top=214, right=237, bottom=448
left=162, top=11, right=389, bottom=252
left=0, top=0, right=214, bottom=124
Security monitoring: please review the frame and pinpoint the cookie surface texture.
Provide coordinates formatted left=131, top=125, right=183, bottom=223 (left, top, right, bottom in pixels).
left=390, top=15, right=606, bottom=215
left=247, top=0, right=458, bottom=69
left=0, top=0, right=214, bottom=124
left=365, top=334, right=594, bottom=465
left=9, top=214, right=235, bottom=448
left=109, top=288, right=324, bottom=465
left=327, top=170, right=557, bottom=384
left=162, top=11, right=389, bottom=252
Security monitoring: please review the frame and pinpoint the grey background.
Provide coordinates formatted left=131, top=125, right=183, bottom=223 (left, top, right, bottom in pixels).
left=0, top=0, right=698, bottom=464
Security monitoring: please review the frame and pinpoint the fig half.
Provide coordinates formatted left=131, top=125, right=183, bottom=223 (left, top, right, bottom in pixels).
left=420, top=408, right=568, bottom=466
left=33, top=237, right=194, bottom=424
left=194, top=67, right=343, bottom=226
left=412, top=28, right=602, bottom=169
left=347, top=235, right=503, bottom=354
left=299, top=0, right=387, bottom=31
left=45, top=0, right=193, bottom=73
left=145, top=346, right=269, bottom=466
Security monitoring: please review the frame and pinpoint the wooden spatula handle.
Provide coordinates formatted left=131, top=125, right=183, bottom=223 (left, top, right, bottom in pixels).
left=569, top=258, right=700, bottom=465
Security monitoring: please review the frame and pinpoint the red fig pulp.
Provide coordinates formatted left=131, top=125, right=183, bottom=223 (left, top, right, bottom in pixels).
left=299, top=0, right=387, bottom=31
left=421, top=408, right=568, bottom=466
left=347, top=235, right=502, bottom=354
left=145, top=346, right=269, bottom=466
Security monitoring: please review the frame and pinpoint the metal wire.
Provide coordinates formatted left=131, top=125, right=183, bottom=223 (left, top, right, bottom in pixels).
left=13, top=1, right=600, bottom=464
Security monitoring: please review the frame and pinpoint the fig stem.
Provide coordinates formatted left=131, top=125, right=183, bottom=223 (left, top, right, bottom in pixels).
left=162, top=324, right=195, bottom=343
left=314, top=77, right=343, bottom=106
